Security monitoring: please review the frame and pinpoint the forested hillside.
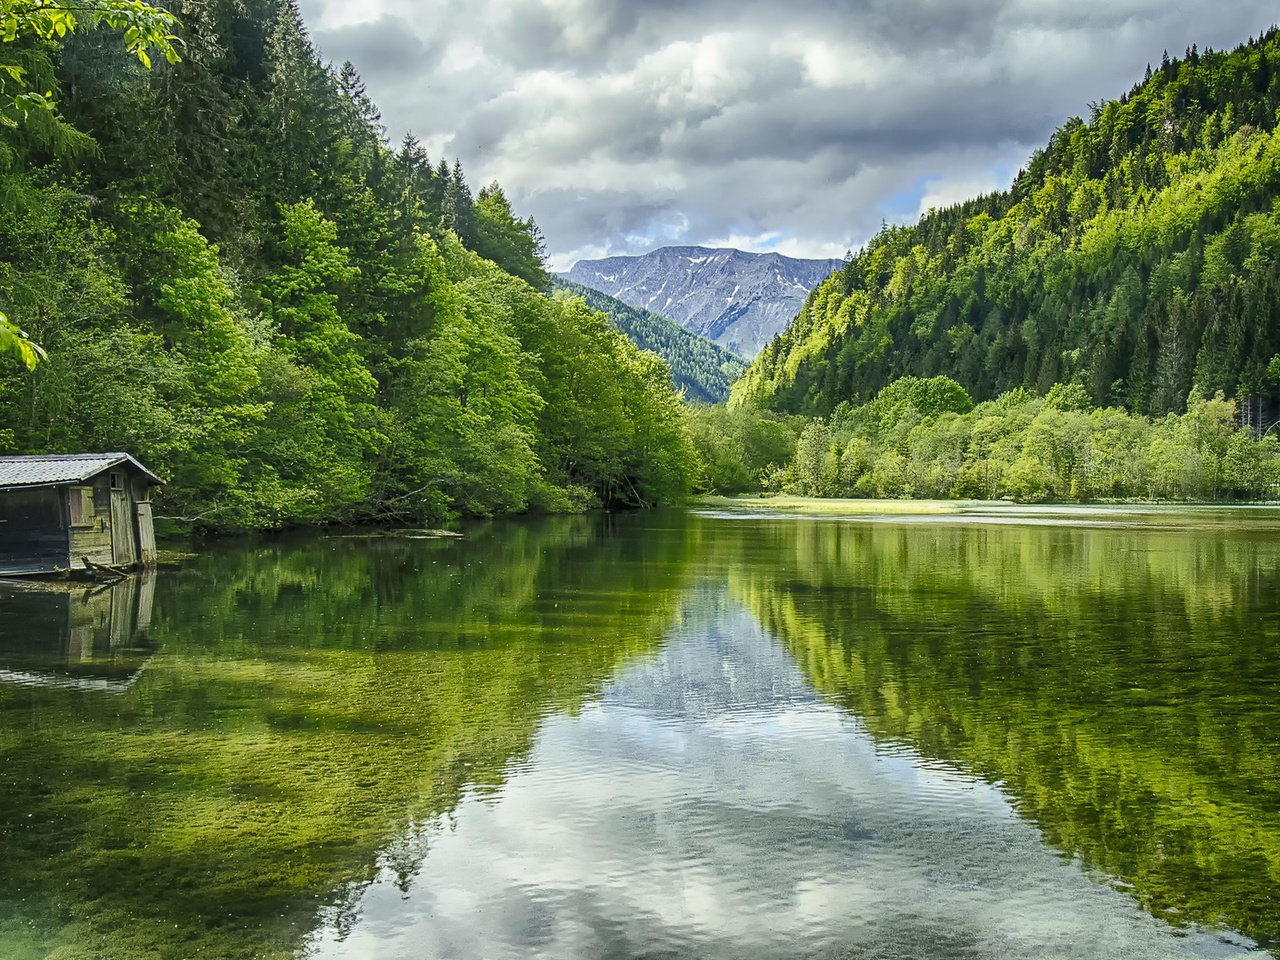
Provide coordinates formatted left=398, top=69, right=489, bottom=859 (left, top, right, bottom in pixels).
left=734, top=31, right=1280, bottom=418
left=0, top=0, right=696, bottom=528
left=550, top=279, right=745, bottom=403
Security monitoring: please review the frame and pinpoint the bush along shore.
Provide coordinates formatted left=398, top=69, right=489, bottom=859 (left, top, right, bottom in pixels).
left=691, top=376, right=1280, bottom=503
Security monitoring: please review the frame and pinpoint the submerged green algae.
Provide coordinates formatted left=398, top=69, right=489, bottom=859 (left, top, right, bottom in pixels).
left=0, top=514, right=696, bottom=959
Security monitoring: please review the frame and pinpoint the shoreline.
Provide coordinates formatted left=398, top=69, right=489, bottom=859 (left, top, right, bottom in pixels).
left=690, top=495, right=1280, bottom=526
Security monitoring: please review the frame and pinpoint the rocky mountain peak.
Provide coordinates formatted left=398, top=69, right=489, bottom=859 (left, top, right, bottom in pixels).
left=561, top=246, right=841, bottom=358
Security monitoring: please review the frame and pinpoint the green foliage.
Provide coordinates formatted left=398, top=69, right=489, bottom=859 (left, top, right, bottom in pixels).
left=382, top=233, right=545, bottom=519
left=0, top=0, right=697, bottom=527
left=613, top=348, right=700, bottom=506
left=0, top=312, right=41, bottom=367
left=685, top=404, right=804, bottom=493
left=745, top=377, right=1280, bottom=502
left=0, top=0, right=179, bottom=364
left=115, top=200, right=270, bottom=523
left=255, top=199, right=381, bottom=520
left=0, top=0, right=179, bottom=63
left=0, top=0, right=178, bottom=124
left=550, top=277, right=747, bottom=403
left=735, top=31, right=1280, bottom=419
left=474, top=182, right=548, bottom=288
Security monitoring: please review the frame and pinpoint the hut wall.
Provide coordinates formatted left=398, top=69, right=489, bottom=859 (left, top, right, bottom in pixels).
left=69, top=476, right=115, bottom=567
left=129, top=474, right=157, bottom=567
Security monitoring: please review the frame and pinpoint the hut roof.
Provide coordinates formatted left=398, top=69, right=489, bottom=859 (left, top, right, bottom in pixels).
left=0, top=453, right=164, bottom=489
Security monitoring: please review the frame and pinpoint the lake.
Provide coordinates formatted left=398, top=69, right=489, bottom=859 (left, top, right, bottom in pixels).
left=0, top=505, right=1277, bottom=959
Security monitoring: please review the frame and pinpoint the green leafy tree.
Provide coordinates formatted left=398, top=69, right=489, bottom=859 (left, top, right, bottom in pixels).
left=0, top=0, right=179, bottom=367
left=702, top=377, right=1280, bottom=503
left=552, top=278, right=746, bottom=404
left=734, top=32, right=1280, bottom=423
left=474, top=182, right=547, bottom=288
left=256, top=199, right=381, bottom=520
left=0, top=0, right=179, bottom=110
left=0, top=0, right=699, bottom=530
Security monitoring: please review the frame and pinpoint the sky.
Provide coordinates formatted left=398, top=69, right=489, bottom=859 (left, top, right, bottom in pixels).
left=296, top=0, right=1277, bottom=271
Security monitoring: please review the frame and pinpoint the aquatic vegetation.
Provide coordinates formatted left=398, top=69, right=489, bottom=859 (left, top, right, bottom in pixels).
left=0, top=515, right=695, bottom=959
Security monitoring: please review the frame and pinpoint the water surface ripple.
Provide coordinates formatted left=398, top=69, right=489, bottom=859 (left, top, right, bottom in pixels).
left=306, top=591, right=1259, bottom=960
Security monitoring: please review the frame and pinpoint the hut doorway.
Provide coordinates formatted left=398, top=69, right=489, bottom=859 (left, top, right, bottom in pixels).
left=109, top=472, right=136, bottom=566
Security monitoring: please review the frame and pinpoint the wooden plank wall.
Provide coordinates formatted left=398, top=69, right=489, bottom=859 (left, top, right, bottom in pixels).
left=69, top=478, right=115, bottom=567
left=136, top=502, right=157, bottom=565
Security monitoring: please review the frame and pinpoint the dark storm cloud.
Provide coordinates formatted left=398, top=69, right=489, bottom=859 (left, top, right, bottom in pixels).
left=530, top=187, right=682, bottom=241
left=452, top=86, right=674, bottom=166
left=662, top=83, right=1064, bottom=166
left=483, top=0, right=1011, bottom=67
left=297, top=0, right=1279, bottom=268
left=312, top=15, right=438, bottom=84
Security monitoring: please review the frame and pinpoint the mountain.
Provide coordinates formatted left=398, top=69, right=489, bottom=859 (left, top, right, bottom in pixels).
left=561, top=246, right=841, bottom=359
left=733, top=31, right=1280, bottom=418
left=551, top=279, right=746, bottom=404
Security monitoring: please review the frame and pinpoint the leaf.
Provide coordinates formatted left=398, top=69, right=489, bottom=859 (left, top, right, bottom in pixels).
left=0, top=314, right=44, bottom=371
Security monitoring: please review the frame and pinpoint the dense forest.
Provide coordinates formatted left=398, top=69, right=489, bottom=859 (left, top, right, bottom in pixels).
left=549, top=278, right=745, bottom=403
left=733, top=30, right=1280, bottom=420
left=759, top=376, right=1280, bottom=501
left=0, top=0, right=697, bottom=529
left=696, top=375, right=1280, bottom=501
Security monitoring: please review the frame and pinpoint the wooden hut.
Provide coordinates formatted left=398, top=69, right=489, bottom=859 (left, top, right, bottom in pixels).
left=0, top=453, right=164, bottom=577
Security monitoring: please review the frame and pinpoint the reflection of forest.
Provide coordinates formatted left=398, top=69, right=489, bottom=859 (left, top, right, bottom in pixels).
left=4, top=512, right=1276, bottom=959
left=0, top=514, right=695, bottom=960
left=720, top=517, right=1280, bottom=951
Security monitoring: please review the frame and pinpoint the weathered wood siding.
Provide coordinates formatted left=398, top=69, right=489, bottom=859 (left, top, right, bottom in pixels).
left=109, top=485, right=136, bottom=566
left=69, top=477, right=115, bottom=567
left=136, top=502, right=157, bottom=565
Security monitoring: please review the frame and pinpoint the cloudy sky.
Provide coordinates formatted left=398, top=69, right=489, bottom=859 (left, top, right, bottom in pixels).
left=297, top=0, right=1276, bottom=270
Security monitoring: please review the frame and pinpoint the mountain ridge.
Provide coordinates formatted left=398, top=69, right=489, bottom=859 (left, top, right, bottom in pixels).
left=549, top=278, right=746, bottom=403
left=561, top=246, right=841, bottom=359
left=732, top=30, right=1280, bottom=417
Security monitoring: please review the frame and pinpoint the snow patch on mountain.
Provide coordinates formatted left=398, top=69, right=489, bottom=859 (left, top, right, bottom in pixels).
left=560, top=246, right=841, bottom=359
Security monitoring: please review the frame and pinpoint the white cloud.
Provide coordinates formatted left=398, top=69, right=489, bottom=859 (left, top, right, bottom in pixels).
left=299, top=0, right=1279, bottom=267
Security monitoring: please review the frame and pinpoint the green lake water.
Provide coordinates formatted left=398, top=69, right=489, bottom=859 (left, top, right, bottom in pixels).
left=0, top=506, right=1278, bottom=958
